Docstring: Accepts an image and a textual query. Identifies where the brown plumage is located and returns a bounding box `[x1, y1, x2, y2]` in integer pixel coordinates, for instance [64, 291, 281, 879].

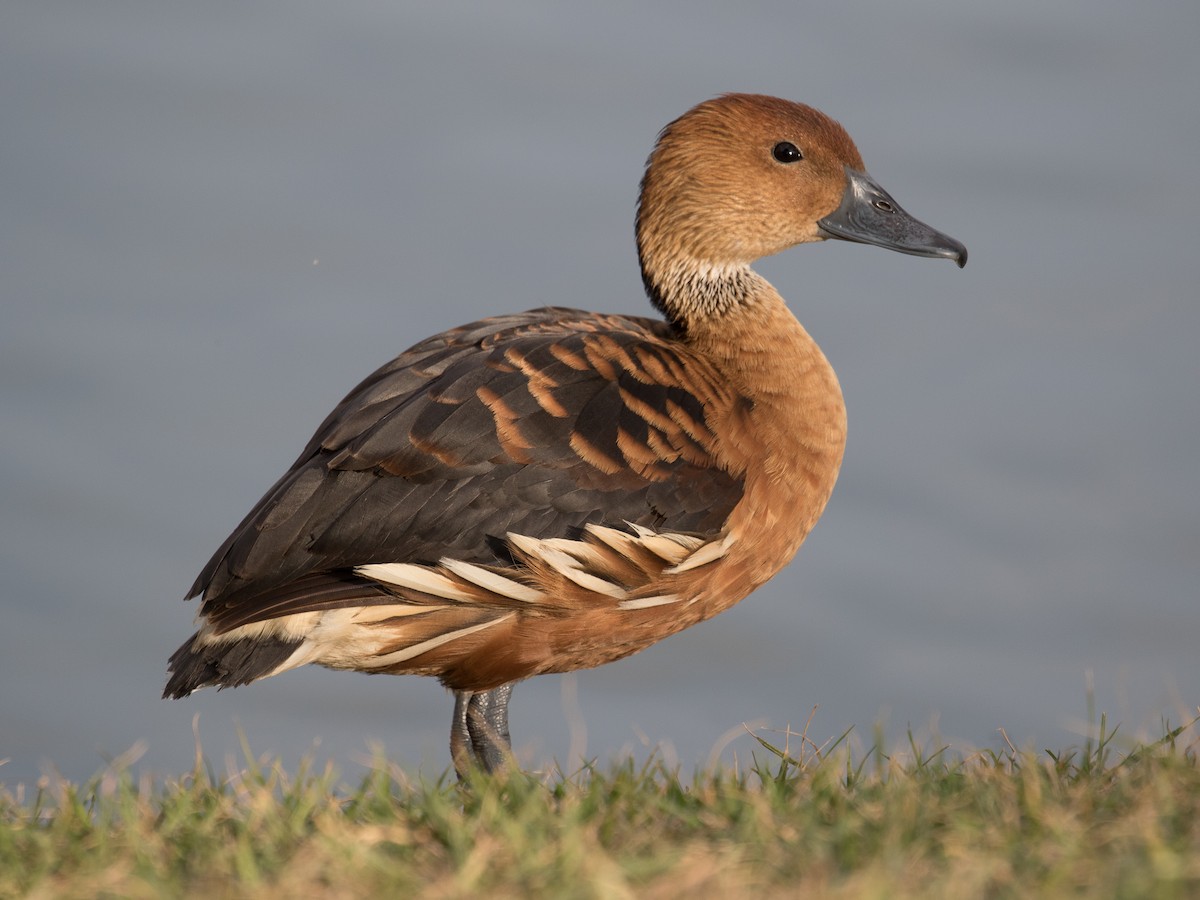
[165, 94, 966, 775]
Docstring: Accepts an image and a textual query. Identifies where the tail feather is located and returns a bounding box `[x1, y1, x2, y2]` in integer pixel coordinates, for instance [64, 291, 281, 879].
[163, 633, 301, 699]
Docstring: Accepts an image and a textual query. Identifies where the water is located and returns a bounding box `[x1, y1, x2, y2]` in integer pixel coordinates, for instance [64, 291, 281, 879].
[2, 1, 1197, 785]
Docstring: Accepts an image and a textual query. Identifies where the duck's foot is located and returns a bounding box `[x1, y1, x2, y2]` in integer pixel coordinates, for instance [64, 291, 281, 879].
[451, 683, 515, 779]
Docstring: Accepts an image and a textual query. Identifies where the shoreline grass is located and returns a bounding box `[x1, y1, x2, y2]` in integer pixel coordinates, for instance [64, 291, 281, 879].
[3, 716, 1199, 898]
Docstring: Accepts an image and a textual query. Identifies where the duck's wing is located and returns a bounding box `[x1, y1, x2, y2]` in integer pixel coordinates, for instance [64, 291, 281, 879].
[188, 306, 745, 633]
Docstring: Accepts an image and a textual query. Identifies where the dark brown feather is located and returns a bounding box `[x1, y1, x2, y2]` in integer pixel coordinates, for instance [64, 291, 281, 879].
[163, 632, 302, 697]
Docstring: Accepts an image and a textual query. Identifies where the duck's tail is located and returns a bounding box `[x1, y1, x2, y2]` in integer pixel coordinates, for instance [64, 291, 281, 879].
[163, 632, 301, 698]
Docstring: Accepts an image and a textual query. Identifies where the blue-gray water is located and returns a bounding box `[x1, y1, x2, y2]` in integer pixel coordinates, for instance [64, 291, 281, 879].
[3, 2, 1197, 786]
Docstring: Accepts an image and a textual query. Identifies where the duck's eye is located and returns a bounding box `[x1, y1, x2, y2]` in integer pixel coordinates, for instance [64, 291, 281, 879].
[772, 141, 803, 163]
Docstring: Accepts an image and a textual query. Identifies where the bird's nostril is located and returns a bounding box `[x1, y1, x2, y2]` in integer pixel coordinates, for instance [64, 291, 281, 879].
[872, 199, 895, 213]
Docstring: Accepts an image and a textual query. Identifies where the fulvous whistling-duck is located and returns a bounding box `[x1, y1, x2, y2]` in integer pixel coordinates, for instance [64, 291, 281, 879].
[165, 94, 966, 777]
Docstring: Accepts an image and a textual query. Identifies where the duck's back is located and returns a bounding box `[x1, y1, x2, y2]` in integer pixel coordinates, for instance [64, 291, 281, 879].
[183, 306, 747, 641]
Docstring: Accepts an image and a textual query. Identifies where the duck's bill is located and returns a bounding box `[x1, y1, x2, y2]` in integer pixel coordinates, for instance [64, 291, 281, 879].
[817, 167, 967, 268]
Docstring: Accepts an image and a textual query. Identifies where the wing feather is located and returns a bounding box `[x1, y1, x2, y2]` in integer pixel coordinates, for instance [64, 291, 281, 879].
[189, 308, 746, 628]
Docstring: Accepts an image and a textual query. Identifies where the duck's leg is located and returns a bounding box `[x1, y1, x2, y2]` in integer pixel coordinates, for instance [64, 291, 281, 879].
[450, 684, 515, 779]
[468, 683, 515, 771]
[450, 690, 474, 778]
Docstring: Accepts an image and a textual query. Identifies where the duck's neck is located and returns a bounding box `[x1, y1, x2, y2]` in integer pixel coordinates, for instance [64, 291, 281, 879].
[685, 269, 846, 466]
[646, 255, 848, 560]
[641, 252, 839, 410]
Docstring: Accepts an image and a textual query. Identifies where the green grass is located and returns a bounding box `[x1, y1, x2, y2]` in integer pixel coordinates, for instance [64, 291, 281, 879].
[3, 715, 1199, 899]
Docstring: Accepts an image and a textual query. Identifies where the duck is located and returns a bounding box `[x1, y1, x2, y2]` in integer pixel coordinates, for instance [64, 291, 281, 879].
[165, 93, 966, 777]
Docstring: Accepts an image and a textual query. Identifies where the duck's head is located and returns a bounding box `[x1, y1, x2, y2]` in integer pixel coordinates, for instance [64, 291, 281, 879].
[636, 94, 966, 322]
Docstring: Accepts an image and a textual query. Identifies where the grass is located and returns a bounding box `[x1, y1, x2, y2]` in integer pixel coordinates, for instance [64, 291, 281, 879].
[3, 713, 1199, 899]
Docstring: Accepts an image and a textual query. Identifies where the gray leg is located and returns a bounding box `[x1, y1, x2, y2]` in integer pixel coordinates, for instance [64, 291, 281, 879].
[467, 683, 514, 772]
[450, 690, 474, 778]
[450, 683, 515, 779]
